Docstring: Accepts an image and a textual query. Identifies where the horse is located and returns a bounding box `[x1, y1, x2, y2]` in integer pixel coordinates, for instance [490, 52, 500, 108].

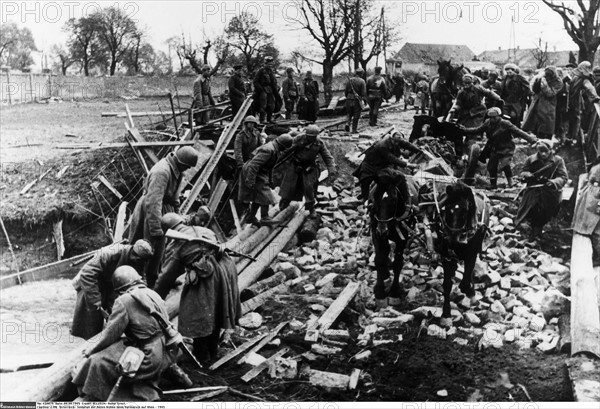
[421, 180, 490, 326]
[370, 168, 419, 308]
[429, 59, 470, 118]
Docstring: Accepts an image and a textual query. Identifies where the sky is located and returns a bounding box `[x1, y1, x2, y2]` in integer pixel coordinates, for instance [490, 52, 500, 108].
[1, 0, 581, 69]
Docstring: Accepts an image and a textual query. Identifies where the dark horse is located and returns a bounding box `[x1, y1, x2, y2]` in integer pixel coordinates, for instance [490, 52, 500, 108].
[430, 59, 469, 118]
[423, 181, 490, 326]
[370, 168, 419, 308]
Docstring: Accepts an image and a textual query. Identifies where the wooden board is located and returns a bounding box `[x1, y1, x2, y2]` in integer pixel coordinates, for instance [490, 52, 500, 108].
[54, 141, 196, 150]
[208, 333, 267, 371]
[113, 201, 128, 242]
[125, 122, 159, 165]
[305, 281, 360, 341]
[237, 321, 289, 365]
[241, 281, 290, 315]
[241, 348, 289, 383]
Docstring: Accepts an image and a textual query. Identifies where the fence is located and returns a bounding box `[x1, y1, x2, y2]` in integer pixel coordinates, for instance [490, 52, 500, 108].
[1, 72, 347, 104]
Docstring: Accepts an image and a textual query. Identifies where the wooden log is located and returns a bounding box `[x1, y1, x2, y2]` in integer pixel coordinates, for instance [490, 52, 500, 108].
[241, 271, 287, 299]
[208, 333, 267, 371]
[299, 214, 321, 243]
[226, 205, 283, 249]
[98, 175, 123, 200]
[54, 141, 196, 150]
[52, 220, 64, 260]
[241, 281, 291, 315]
[241, 347, 289, 383]
[180, 96, 253, 214]
[230, 199, 242, 235]
[238, 209, 308, 291]
[571, 174, 600, 358]
[236, 321, 289, 365]
[235, 225, 284, 274]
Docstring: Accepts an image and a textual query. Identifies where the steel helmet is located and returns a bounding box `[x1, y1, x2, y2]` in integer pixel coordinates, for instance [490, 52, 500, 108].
[274, 134, 294, 150]
[244, 115, 259, 125]
[175, 147, 198, 168]
[161, 213, 185, 232]
[112, 265, 143, 291]
[305, 125, 321, 136]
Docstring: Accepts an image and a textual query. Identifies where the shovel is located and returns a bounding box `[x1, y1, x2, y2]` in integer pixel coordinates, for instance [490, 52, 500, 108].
[106, 346, 145, 402]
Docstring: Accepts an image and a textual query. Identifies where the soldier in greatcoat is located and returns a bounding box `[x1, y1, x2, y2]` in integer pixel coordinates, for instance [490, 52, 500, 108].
[366, 66, 388, 126]
[238, 134, 294, 225]
[71, 240, 153, 340]
[193, 65, 216, 125]
[228, 64, 247, 118]
[128, 147, 199, 287]
[279, 125, 335, 217]
[253, 56, 281, 124]
[344, 68, 367, 133]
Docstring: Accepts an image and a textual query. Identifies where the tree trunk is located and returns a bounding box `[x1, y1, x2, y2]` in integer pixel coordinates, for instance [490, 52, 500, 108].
[322, 62, 334, 105]
[83, 58, 89, 76]
[110, 51, 117, 75]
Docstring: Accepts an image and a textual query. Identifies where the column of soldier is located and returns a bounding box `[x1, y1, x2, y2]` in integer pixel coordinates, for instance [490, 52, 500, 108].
[69, 58, 600, 401]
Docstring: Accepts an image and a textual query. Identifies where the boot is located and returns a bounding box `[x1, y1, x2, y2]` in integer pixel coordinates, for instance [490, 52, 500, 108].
[506, 177, 513, 188]
[163, 363, 193, 388]
[344, 124, 350, 132]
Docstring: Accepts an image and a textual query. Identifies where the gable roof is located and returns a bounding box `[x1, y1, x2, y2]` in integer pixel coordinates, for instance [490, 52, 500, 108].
[393, 43, 476, 65]
[477, 48, 600, 68]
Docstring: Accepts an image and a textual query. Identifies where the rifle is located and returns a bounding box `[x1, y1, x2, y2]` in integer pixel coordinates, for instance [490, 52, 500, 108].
[165, 229, 256, 261]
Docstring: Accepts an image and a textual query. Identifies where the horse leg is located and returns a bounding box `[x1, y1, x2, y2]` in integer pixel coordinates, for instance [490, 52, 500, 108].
[372, 230, 390, 309]
[441, 256, 458, 327]
[459, 251, 479, 307]
[388, 238, 406, 306]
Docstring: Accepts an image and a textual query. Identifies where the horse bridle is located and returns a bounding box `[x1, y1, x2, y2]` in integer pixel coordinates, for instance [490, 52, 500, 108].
[372, 188, 412, 224]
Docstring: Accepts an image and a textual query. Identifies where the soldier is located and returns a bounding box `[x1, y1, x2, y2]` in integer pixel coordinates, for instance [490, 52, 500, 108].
[565, 61, 600, 144]
[572, 159, 600, 266]
[228, 64, 246, 118]
[515, 140, 568, 242]
[72, 266, 180, 401]
[522, 66, 564, 140]
[282, 67, 300, 120]
[366, 66, 388, 126]
[301, 71, 320, 123]
[71, 240, 154, 340]
[279, 125, 335, 217]
[128, 147, 199, 288]
[461, 107, 538, 189]
[450, 73, 502, 128]
[481, 70, 502, 108]
[352, 132, 421, 201]
[500, 63, 531, 126]
[238, 134, 294, 225]
[593, 66, 600, 94]
[234, 115, 264, 170]
[253, 56, 279, 124]
[391, 73, 405, 103]
[157, 217, 241, 363]
[193, 65, 215, 125]
[344, 68, 367, 133]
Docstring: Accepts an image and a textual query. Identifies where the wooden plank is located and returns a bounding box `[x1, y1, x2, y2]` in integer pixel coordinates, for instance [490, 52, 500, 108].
[348, 368, 361, 390]
[54, 141, 195, 150]
[230, 199, 242, 235]
[237, 321, 289, 365]
[241, 281, 291, 315]
[190, 388, 228, 401]
[102, 110, 188, 118]
[207, 178, 228, 213]
[305, 281, 360, 341]
[180, 96, 253, 214]
[0, 353, 68, 373]
[0, 251, 94, 290]
[125, 122, 159, 166]
[113, 201, 128, 242]
[566, 357, 600, 402]
[98, 175, 124, 200]
[52, 220, 64, 260]
[326, 96, 340, 110]
[208, 333, 267, 371]
[241, 347, 289, 383]
[162, 386, 227, 396]
[571, 174, 600, 359]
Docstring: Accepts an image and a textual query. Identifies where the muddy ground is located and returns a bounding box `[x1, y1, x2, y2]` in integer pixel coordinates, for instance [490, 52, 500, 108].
[0, 98, 581, 402]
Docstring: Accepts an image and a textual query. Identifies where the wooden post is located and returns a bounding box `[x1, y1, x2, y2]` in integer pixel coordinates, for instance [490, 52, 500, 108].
[6, 70, 12, 104]
[48, 74, 52, 98]
[29, 73, 34, 102]
[168, 92, 179, 137]
[113, 202, 128, 242]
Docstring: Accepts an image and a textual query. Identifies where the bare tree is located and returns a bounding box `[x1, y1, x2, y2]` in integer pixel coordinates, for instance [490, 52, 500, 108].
[352, 4, 399, 72]
[290, 0, 359, 102]
[531, 38, 550, 69]
[50, 44, 74, 75]
[542, 0, 600, 64]
[93, 6, 138, 75]
[225, 12, 275, 75]
[65, 17, 103, 76]
[178, 33, 229, 76]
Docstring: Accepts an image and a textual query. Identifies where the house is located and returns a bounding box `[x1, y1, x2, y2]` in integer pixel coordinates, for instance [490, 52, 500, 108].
[387, 42, 477, 76]
[477, 47, 600, 71]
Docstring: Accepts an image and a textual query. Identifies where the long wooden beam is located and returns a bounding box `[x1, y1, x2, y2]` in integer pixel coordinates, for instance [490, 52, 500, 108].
[179, 96, 253, 214]
[54, 141, 196, 150]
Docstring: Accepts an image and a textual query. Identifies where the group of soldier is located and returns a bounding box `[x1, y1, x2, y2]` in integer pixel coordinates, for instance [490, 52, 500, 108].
[67, 56, 599, 401]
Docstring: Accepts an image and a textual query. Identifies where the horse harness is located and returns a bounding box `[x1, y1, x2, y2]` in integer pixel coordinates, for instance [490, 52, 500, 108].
[372, 187, 418, 241]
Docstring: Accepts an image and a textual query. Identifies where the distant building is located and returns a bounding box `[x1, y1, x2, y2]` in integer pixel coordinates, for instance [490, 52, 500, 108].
[387, 42, 476, 76]
[478, 47, 600, 70]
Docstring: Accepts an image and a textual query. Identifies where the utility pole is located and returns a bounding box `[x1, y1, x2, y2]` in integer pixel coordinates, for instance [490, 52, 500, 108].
[354, 0, 361, 70]
[382, 7, 387, 72]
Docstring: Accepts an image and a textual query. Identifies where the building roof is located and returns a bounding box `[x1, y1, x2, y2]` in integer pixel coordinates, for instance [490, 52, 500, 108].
[392, 43, 476, 65]
[477, 48, 600, 68]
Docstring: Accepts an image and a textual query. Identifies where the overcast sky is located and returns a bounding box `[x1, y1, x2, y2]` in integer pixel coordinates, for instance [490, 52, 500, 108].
[2, 1, 579, 65]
